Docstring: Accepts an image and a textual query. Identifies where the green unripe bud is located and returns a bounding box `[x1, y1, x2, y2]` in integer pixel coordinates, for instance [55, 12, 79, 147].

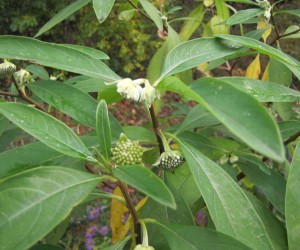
[111, 133, 144, 165]
[154, 150, 184, 171]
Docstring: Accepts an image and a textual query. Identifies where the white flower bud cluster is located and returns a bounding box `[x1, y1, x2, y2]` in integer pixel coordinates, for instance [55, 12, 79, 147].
[258, 0, 271, 21]
[0, 60, 16, 77]
[14, 69, 32, 84]
[116, 78, 160, 108]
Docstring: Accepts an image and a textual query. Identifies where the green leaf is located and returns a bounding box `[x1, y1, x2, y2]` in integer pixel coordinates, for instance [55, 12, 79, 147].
[179, 4, 205, 41]
[286, 142, 300, 250]
[244, 192, 288, 249]
[73, 77, 106, 93]
[279, 121, 300, 140]
[101, 236, 131, 250]
[26, 64, 49, 79]
[93, 0, 115, 23]
[0, 103, 96, 162]
[0, 115, 9, 137]
[112, 165, 176, 208]
[175, 105, 219, 134]
[139, 0, 163, 31]
[61, 44, 109, 60]
[152, 222, 251, 250]
[279, 10, 300, 18]
[176, 139, 281, 249]
[96, 100, 111, 160]
[226, 8, 264, 26]
[220, 77, 300, 102]
[0, 36, 120, 81]
[156, 37, 238, 83]
[123, 126, 156, 143]
[191, 77, 285, 162]
[27, 80, 98, 129]
[269, 57, 292, 87]
[34, 0, 91, 38]
[215, 0, 230, 20]
[224, 0, 258, 4]
[239, 161, 286, 214]
[0, 166, 104, 250]
[216, 35, 300, 80]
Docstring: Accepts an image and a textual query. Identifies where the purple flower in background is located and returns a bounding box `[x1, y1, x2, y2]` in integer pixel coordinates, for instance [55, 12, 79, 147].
[98, 225, 109, 236]
[85, 238, 95, 250]
[85, 225, 98, 238]
[88, 207, 100, 220]
[195, 210, 208, 227]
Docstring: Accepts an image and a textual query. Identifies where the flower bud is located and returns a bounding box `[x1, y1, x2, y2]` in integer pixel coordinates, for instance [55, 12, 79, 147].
[0, 60, 16, 77]
[154, 150, 184, 171]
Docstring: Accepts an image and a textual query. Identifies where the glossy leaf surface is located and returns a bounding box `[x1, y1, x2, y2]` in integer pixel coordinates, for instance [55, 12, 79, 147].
[96, 100, 111, 160]
[0, 36, 120, 81]
[112, 165, 175, 208]
[153, 222, 251, 250]
[34, 0, 91, 37]
[93, 0, 115, 23]
[0, 103, 96, 162]
[226, 8, 264, 26]
[177, 139, 282, 249]
[0, 166, 104, 250]
[286, 142, 300, 250]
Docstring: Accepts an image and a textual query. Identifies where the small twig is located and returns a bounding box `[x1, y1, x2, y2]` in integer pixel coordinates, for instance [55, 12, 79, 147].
[127, 0, 152, 22]
[270, 11, 280, 38]
[116, 180, 141, 244]
[11, 75, 46, 112]
[0, 90, 18, 97]
[284, 130, 300, 146]
[270, 28, 300, 45]
[149, 104, 164, 154]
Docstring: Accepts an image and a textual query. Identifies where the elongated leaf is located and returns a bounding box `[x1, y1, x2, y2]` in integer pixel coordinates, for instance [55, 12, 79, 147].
[139, 0, 163, 31]
[279, 121, 300, 140]
[0, 166, 104, 250]
[26, 64, 49, 79]
[0, 136, 98, 178]
[220, 77, 300, 102]
[153, 222, 251, 250]
[239, 161, 286, 214]
[0, 103, 96, 162]
[156, 37, 238, 83]
[93, 0, 115, 23]
[35, 0, 91, 38]
[216, 35, 300, 79]
[0, 36, 120, 81]
[226, 8, 264, 26]
[191, 77, 285, 162]
[286, 142, 300, 250]
[27, 80, 98, 129]
[215, 0, 230, 20]
[175, 105, 219, 135]
[96, 100, 111, 160]
[279, 10, 300, 18]
[224, 0, 258, 4]
[269, 57, 292, 87]
[245, 54, 261, 79]
[0, 115, 9, 137]
[61, 44, 109, 60]
[112, 165, 175, 208]
[177, 139, 282, 249]
[73, 77, 106, 93]
[179, 4, 205, 41]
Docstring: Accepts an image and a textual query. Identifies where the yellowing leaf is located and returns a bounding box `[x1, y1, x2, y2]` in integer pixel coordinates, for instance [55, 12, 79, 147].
[262, 62, 270, 81]
[245, 54, 261, 79]
[110, 187, 129, 243]
[210, 15, 229, 35]
[257, 20, 272, 43]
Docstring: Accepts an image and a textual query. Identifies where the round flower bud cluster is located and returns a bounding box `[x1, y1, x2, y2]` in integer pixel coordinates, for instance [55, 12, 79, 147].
[258, 0, 271, 21]
[154, 150, 184, 171]
[14, 69, 32, 84]
[0, 60, 16, 77]
[112, 134, 144, 165]
[116, 78, 160, 108]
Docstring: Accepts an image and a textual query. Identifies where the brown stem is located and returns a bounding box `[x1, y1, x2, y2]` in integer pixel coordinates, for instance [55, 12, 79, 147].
[116, 180, 141, 244]
[284, 130, 300, 146]
[127, 0, 152, 21]
[270, 28, 300, 45]
[149, 104, 164, 154]
[11, 75, 47, 112]
[0, 90, 18, 97]
[270, 11, 280, 38]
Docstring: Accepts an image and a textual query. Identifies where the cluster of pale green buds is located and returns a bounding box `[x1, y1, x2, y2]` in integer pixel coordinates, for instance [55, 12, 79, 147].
[219, 153, 239, 165]
[14, 69, 32, 84]
[257, 0, 272, 21]
[111, 133, 145, 166]
[116, 78, 160, 108]
[0, 60, 16, 77]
